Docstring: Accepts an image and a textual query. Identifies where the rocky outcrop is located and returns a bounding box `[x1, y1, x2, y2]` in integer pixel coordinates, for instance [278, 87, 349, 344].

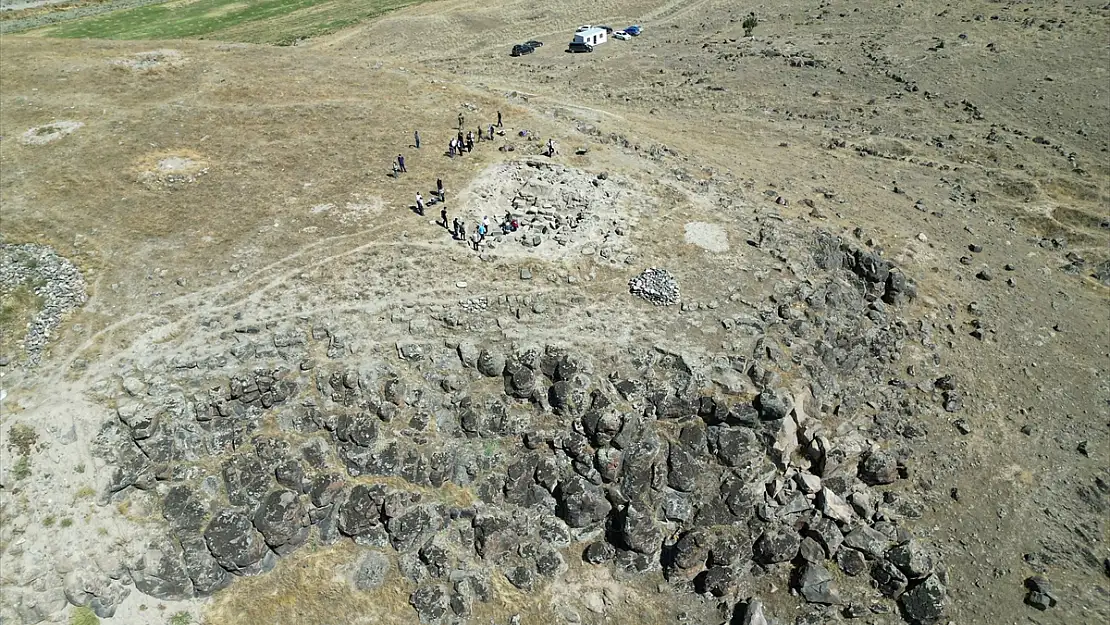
[81, 227, 948, 624]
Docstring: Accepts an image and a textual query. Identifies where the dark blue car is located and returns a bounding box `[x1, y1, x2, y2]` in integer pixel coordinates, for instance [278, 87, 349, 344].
[625, 25, 642, 36]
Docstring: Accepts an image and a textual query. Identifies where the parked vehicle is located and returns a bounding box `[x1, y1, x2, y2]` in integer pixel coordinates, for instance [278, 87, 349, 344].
[524, 40, 543, 48]
[511, 44, 535, 57]
[573, 26, 607, 46]
[567, 42, 594, 53]
[612, 30, 631, 40]
[576, 25, 592, 32]
[599, 25, 614, 33]
[624, 25, 642, 36]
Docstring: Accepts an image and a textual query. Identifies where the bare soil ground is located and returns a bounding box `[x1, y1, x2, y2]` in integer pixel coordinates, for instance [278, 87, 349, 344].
[0, 1, 1107, 624]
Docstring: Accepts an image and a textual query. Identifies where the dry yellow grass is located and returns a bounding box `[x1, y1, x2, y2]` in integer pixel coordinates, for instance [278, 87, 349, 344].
[205, 544, 414, 625]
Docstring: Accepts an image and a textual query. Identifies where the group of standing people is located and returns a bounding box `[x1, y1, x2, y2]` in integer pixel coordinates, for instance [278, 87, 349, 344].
[392, 110, 508, 252]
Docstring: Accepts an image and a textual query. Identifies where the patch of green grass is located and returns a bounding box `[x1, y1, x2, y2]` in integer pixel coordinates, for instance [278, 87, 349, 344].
[11, 456, 31, 480]
[70, 606, 100, 625]
[75, 463, 86, 474]
[60, 517, 74, 528]
[7, 424, 38, 457]
[42, 0, 425, 45]
[168, 611, 193, 625]
[42, 515, 56, 527]
[75, 486, 97, 499]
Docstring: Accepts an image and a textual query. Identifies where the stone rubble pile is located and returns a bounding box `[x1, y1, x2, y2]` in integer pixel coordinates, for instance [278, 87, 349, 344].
[0, 243, 88, 366]
[628, 267, 680, 306]
[467, 160, 634, 262]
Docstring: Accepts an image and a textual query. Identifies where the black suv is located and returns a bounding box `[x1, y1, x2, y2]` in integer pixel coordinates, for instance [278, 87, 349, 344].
[511, 43, 535, 57]
[567, 42, 594, 53]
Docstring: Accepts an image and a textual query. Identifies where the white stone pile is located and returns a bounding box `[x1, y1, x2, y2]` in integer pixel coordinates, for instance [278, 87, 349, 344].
[628, 267, 679, 306]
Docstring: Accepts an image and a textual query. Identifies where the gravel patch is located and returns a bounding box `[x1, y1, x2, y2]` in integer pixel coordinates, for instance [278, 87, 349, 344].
[628, 267, 679, 305]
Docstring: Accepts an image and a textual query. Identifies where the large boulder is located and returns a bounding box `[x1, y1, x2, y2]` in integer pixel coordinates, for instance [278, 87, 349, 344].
[796, 563, 842, 604]
[130, 538, 194, 599]
[858, 450, 899, 485]
[734, 598, 771, 625]
[335, 412, 379, 447]
[204, 509, 273, 576]
[667, 442, 698, 492]
[473, 515, 521, 561]
[506, 366, 537, 399]
[104, 435, 155, 495]
[161, 485, 209, 533]
[555, 476, 612, 528]
[871, 559, 909, 598]
[753, 528, 801, 565]
[900, 574, 947, 624]
[584, 541, 616, 565]
[665, 530, 708, 580]
[549, 380, 589, 416]
[410, 584, 449, 624]
[713, 427, 761, 468]
[253, 490, 310, 555]
[699, 566, 736, 597]
[887, 540, 935, 579]
[274, 458, 309, 493]
[222, 455, 273, 513]
[63, 568, 131, 618]
[388, 505, 444, 552]
[617, 504, 662, 555]
[180, 535, 232, 596]
[620, 439, 662, 509]
[477, 349, 506, 377]
[338, 484, 386, 537]
[309, 473, 347, 508]
[843, 525, 892, 559]
[755, 389, 793, 421]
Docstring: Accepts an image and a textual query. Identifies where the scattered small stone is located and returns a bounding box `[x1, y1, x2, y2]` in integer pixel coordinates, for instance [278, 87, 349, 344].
[968, 243, 983, 252]
[953, 419, 972, 435]
[976, 269, 993, 281]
